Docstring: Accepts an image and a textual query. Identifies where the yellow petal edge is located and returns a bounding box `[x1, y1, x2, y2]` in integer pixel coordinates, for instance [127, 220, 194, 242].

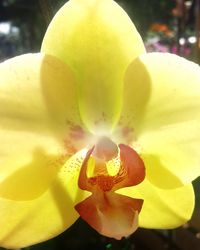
[0, 150, 89, 249]
[0, 52, 90, 200]
[117, 53, 200, 188]
[118, 180, 194, 229]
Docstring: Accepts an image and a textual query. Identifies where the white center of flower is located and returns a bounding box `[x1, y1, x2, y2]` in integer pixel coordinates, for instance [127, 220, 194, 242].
[93, 136, 118, 161]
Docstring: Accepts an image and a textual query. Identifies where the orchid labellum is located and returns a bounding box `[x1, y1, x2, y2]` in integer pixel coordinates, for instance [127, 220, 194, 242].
[0, 0, 200, 248]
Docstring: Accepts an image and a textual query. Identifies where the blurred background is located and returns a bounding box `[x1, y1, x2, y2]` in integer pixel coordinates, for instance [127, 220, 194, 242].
[0, 0, 200, 63]
[0, 0, 200, 249]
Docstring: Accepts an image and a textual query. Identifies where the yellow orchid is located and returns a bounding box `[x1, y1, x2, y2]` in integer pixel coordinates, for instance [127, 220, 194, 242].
[0, 0, 200, 248]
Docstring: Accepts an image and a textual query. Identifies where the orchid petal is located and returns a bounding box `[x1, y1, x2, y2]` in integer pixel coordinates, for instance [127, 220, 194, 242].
[0, 53, 89, 200]
[116, 144, 145, 189]
[75, 192, 143, 240]
[77, 144, 145, 192]
[0, 150, 89, 249]
[41, 0, 145, 132]
[116, 53, 200, 188]
[76, 143, 144, 239]
[118, 180, 194, 229]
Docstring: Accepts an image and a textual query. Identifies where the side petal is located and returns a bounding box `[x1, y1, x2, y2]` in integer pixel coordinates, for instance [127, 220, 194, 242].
[41, 0, 145, 132]
[0, 53, 89, 200]
[118, 180, 195, 229]
[0, 150, 89, 249]
[116, 53, 200, 188]
[75, 192, 143, 240]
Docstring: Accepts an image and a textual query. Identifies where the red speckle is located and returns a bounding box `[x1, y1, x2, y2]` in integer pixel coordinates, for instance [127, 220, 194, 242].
[122, 126, 134, 138]
[69, 125, 85, 140]
[63, 122, 88, 154]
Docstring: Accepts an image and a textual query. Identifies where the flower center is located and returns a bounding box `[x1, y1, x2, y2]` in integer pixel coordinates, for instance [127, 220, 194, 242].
[93, 136, 118, 161]
[75, 137, 145, 239]
[86, 137, 124, 192]
[77, 136, 145, 193]
[88, 175, 116, 192]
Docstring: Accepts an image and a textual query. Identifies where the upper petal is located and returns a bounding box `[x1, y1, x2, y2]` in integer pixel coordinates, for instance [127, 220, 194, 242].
[41, 0, 145, 132]
[0, 53, 90, 200]
[115, 53, 200, 188]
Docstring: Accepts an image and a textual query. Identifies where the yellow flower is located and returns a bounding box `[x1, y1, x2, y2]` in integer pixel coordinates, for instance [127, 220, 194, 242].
[0, 0, 199, 248]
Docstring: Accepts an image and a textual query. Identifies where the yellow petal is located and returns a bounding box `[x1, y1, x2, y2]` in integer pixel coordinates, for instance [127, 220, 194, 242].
[118, 180, 194, 229]
[41, 0, 145, 132]
[0, 150, 89, 249]
[0, 53, 89, 200]
[116, 53, 200, 188]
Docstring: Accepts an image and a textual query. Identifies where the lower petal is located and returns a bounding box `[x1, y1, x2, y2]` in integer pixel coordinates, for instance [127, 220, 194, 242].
[0, 150, 89, 249]
[75, 192, 143, 239]
[117, 179, 194, 229]
[0, 182, 77, 249]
